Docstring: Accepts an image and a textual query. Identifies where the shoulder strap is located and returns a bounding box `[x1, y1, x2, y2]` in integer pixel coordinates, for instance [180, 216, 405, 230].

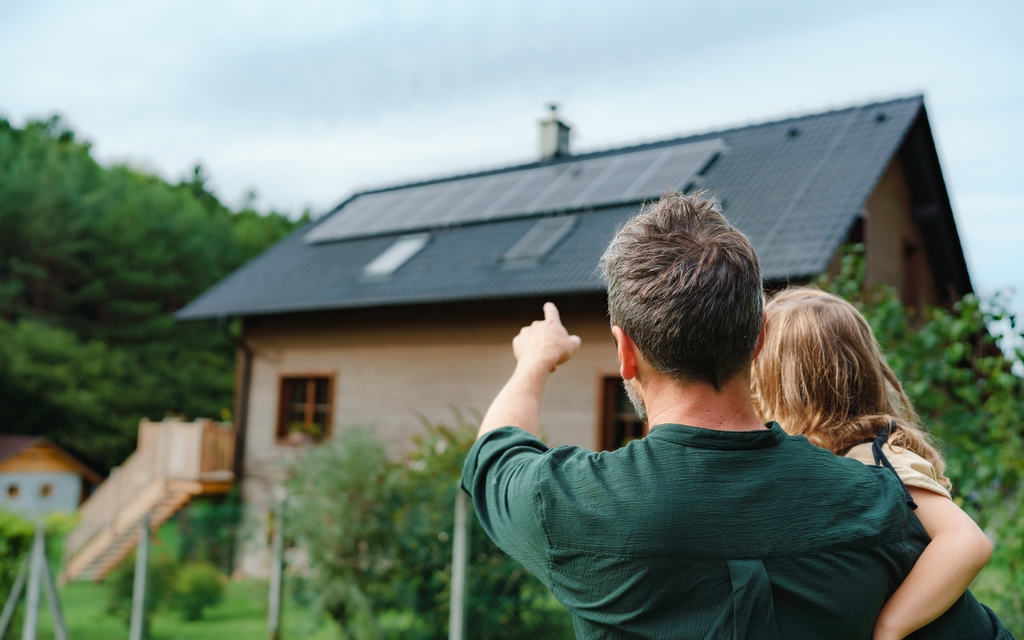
[872, 422, 918, 510]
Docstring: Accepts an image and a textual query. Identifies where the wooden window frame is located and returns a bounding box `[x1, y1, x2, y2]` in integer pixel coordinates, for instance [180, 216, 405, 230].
[596, 374, 647, 452]
[276, 373, 335, 445]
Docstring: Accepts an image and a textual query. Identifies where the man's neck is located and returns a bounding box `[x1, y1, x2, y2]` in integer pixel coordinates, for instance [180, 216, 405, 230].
[642, 372, 765, 433]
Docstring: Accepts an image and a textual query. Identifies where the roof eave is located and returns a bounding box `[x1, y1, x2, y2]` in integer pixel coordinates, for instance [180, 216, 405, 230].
[177, 284, 610, 321]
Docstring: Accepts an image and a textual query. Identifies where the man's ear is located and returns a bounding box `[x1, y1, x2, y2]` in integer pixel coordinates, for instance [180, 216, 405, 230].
[752, 311, 767, 360]
[612, 326, 640, 380]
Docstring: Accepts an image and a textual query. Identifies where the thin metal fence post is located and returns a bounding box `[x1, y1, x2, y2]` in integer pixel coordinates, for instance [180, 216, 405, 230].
[41, 547, 69, 640]
[268, 486, 286, 640]
[129, 513, 150, 640]
[22, 523, 45, 640]
[0, 561, 27, 637]
[448, 488, 470, 640]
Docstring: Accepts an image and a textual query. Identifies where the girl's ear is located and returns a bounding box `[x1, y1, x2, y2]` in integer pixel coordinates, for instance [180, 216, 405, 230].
[612, 326, 639, 380]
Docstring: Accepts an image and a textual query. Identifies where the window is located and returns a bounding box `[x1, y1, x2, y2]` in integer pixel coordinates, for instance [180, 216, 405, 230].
[40, 484, 53, 497]
[6, 484, 19, 498]
[277, 376, 333, 443]
[599, 377, 646, 451]
[362, 234, 430, 278]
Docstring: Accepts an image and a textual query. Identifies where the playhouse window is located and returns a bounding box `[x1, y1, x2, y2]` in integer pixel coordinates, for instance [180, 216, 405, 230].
[6, 484, 19, 498]
[599, 377, 646, 451]
[277, 375, 333, 443]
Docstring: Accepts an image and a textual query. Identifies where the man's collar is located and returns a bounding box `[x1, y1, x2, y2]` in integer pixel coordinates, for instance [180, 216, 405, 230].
[646, 422, 786, 450]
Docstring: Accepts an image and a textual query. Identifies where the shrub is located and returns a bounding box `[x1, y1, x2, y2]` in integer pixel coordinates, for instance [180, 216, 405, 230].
[286, 418, 575, 640]
[105, 550, 179, 631]
[175, 489, 242, 574]
[0, 511, 33, 640]
[0, 510, 77, 640]
[173, 562, 225, 621]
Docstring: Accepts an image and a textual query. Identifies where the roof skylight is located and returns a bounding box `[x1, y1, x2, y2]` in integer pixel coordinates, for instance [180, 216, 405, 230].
[503, 216, 577, 269]
[362, 234, 430, 278]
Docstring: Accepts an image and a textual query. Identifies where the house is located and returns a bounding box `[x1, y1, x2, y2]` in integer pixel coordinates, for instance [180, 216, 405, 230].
[0, 436, 102, 519]
[177, 95, 971, 574]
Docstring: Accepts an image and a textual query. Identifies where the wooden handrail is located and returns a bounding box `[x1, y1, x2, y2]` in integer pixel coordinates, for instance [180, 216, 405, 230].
[65, 419, 234, 562]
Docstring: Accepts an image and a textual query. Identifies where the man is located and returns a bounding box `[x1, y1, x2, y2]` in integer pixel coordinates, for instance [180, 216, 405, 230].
[461, 192, 1008, 639]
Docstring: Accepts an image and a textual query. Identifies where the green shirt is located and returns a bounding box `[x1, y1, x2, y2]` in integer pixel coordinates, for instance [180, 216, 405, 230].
[462, 424, 1011, 639]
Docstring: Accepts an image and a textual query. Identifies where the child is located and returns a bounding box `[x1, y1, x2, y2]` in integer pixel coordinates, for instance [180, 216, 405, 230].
[750, 288, 994, 640]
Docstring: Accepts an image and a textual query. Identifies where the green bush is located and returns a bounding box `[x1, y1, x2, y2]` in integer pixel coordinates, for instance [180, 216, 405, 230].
[173, 562, 225, 621]
[0, 511, 33, 640]
[105, 550, 179, 632]
[175, 490, 242, 575]
[0, 510, 77, 640]
[286, 418, 575, 640]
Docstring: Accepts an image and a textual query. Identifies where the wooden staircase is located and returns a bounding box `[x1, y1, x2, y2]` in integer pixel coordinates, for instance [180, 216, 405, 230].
[61, 419, 235, 583]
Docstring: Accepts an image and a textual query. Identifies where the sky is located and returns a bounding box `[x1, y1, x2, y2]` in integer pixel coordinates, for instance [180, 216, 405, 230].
[1, 0, 1021, 313]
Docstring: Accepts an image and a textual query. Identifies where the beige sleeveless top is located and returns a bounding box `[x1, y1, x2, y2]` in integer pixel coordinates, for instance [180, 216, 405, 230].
[845, 442, 952, 500]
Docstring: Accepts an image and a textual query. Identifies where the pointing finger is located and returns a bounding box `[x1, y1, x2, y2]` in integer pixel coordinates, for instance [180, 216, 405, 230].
[555, 335, 583, 367]
[543, 302, 561, 325]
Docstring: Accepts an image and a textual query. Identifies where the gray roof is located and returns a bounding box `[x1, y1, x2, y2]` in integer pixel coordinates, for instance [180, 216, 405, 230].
[178, 95, 954, 320]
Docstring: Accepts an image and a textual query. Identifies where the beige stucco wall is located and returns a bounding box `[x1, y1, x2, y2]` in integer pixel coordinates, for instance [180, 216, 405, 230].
[235, 299, 618, 575]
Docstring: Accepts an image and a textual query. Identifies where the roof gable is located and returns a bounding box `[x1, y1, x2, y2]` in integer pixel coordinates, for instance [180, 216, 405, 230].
[0, 435, 41, 463]
[178, 96, 933, 320]
[0, 436, 102, 484]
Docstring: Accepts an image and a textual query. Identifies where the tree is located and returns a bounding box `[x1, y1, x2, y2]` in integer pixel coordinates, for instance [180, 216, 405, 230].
[0, 116, 301, 472]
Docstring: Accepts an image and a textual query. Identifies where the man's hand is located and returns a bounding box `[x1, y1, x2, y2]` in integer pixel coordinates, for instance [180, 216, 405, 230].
[513, 303, 582, 373]
[477, 303, 582, 439]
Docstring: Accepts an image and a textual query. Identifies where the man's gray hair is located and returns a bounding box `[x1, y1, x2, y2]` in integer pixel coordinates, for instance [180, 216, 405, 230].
[600, 191, 763, 389]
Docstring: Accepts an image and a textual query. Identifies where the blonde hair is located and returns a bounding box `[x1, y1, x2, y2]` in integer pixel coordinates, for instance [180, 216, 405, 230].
[751, 288, 948, 484]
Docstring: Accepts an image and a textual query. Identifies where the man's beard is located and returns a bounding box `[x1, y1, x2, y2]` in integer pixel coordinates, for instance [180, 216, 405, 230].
[622, 378, 647, 422]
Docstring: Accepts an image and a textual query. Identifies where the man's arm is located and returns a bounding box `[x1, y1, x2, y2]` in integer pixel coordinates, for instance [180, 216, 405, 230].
[477, 302, 581, 440]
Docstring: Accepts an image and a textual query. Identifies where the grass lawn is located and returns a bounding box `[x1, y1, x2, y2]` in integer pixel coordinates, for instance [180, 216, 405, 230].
[33, 578, 344, 640]
[21, 520, 344, 639]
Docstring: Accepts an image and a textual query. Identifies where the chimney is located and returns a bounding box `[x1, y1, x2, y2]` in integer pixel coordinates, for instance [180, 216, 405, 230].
[539, 103, 570, 161]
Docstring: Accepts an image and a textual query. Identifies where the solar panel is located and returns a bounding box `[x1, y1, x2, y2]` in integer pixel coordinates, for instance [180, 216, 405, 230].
[305, 138, 725, 244]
